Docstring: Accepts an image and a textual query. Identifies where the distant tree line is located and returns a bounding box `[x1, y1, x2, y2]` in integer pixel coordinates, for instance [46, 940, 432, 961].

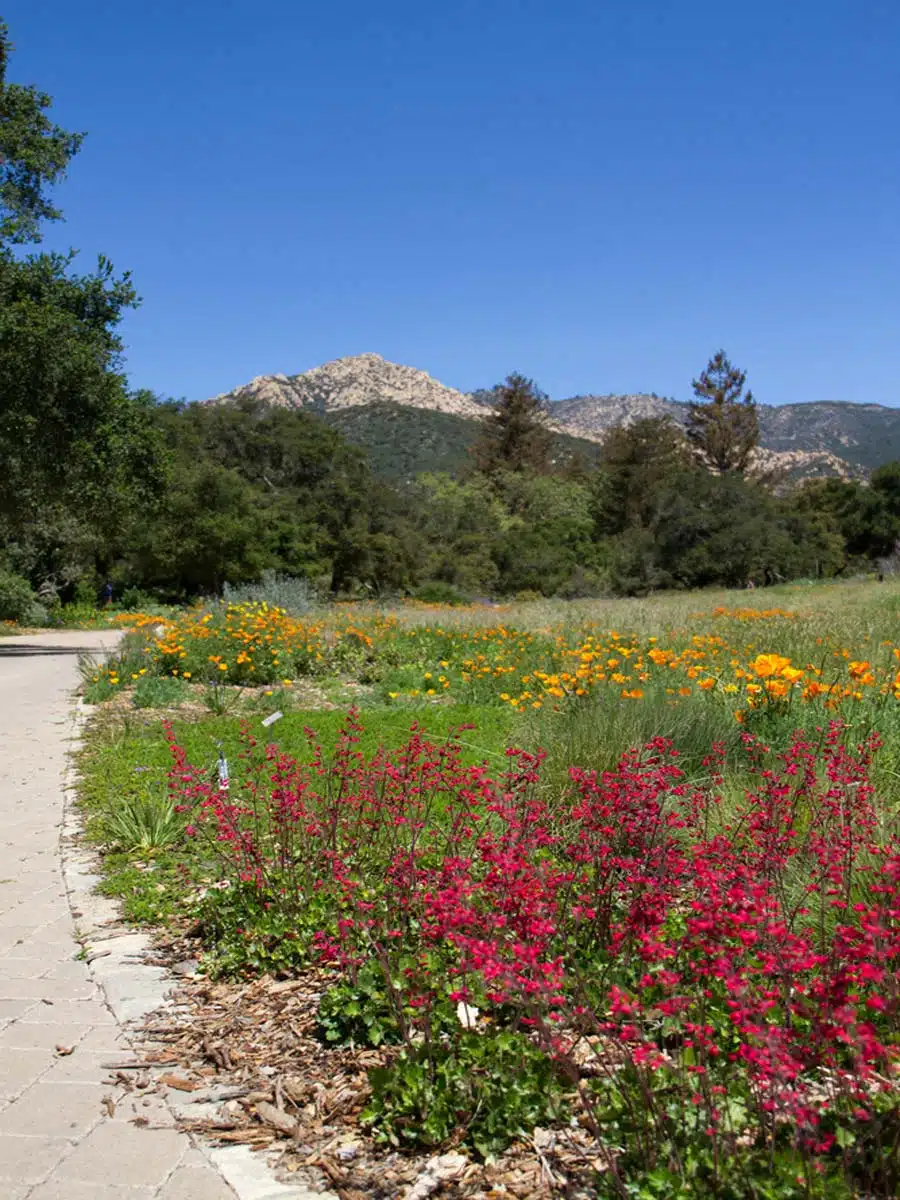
[1, 20, 899, 615]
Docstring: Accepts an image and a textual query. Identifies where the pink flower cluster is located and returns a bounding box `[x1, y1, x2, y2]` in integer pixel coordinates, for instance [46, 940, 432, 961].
[165, 713, 900, 1177]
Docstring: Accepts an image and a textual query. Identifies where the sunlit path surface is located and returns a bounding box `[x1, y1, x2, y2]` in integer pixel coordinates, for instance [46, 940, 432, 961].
[0, 631, 237, 1199]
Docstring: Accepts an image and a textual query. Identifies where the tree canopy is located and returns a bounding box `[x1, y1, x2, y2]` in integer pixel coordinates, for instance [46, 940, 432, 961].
[470, 373, 553, 477]
[686, 350, 759, 473]
[0, 21, 83, 245]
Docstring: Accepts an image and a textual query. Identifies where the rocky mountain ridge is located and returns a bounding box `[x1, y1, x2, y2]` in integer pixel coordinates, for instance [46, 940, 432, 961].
[212, 352, 486, 420]
[210, 353, 900, 479]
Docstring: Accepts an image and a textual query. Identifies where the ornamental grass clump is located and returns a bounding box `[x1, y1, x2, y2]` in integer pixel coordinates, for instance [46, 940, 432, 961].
[164, 711, 900, 1194]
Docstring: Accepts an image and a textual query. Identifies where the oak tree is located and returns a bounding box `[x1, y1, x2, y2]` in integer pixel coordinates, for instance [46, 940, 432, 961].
[0, 21, 161, 564]
[0, 21, 83, 245]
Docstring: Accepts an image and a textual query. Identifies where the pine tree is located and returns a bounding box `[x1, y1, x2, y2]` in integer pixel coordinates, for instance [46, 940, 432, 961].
[471, 373, 553, 476]
[686, 350, 759, 473]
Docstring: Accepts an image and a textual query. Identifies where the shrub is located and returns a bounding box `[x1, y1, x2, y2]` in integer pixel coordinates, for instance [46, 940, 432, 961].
[222, 570, 316, 616]
[317, 964, 404, 1048]
[132, 675, 190, 709]
[364, 1031, 569, 1159]
[0, 568, 46, 625]
[119, 586, 159, 612]
[413, 580, 468, 606]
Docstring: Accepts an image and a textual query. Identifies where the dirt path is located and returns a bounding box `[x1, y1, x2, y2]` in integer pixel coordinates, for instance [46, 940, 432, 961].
[0, 631, 238, 1199]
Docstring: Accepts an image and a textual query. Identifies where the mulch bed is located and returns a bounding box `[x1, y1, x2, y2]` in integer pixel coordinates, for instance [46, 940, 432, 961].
[120, 934, 607, 1200]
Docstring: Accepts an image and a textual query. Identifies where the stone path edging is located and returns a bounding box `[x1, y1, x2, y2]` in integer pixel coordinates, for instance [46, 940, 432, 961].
[62, 697, 332, 1200]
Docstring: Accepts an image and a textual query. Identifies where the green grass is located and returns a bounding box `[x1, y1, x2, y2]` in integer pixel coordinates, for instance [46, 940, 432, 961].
[77, 701, 523, 927]
[132, 675, 192, 709]
[83, 702, 520, 784]
[521, 684, 743, 788]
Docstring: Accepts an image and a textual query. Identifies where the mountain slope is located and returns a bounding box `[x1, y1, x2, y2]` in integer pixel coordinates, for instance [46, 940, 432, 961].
[321, 402, 601, 481]
[553, 393, 680, 439]
[209, 354, 898, 480]
[757, 403, 900, 472]
[553, 393, 891, 478]
[212, 352, 485, 420]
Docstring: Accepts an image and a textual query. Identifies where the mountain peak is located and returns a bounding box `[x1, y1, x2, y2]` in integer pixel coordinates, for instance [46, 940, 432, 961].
[212, 353, 484, 419]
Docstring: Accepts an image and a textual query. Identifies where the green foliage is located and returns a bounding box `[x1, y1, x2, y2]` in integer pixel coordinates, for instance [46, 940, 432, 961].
[222, 570, 317, 614]
[0, 566, 46, 624]
[0, 22, 83, 245]
[470, 373, 554, 477]
[194, 882, 322, 978]
[48, 601, 122, 630]
[0, 252, 162, 544]
[97, 857, 185, 925]
[132, 675, 190, 709]
[202, 681, 242, 716]
[363, 1030, 569, 1159]
[119, 586, 160, 612]
[589, 1064, 858, 1199]
[798, 476, 899, 563]
[126, 399, 379, 598]
[594, 421, 844, 594]
[686, 349, 759, 473]
[83, 674, 120, 704]
[413, 580, 469, 605]
[100, 789, 183, 854]
[317, 964, 404, 1048]
[594, 417, 692, 537]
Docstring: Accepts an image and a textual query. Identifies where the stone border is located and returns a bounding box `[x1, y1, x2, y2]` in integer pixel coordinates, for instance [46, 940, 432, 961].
[60, 695, 331, 1200]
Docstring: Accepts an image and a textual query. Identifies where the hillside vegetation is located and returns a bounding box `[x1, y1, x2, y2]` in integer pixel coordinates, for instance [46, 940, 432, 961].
[211, 353, 898, 482]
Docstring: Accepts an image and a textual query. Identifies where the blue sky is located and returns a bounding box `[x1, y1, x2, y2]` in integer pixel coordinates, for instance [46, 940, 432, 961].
[5, 0, 899, 405]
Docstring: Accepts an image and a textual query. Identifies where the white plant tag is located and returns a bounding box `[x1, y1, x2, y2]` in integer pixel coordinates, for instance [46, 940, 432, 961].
[261, 711, 283, 728]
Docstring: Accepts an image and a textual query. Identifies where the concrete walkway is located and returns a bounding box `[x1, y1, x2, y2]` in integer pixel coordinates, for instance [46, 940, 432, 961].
[0, 631, 237, 1200]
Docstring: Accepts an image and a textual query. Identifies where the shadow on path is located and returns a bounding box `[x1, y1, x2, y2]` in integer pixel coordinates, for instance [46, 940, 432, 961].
[0, 644, 102, 657]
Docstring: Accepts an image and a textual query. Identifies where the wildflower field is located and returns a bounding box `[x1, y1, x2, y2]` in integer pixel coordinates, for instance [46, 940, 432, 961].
[79, 580, 900, 1197]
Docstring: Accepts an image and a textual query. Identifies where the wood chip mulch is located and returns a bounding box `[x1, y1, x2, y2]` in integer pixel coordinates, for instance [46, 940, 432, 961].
[118, 936, 607, 1200]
